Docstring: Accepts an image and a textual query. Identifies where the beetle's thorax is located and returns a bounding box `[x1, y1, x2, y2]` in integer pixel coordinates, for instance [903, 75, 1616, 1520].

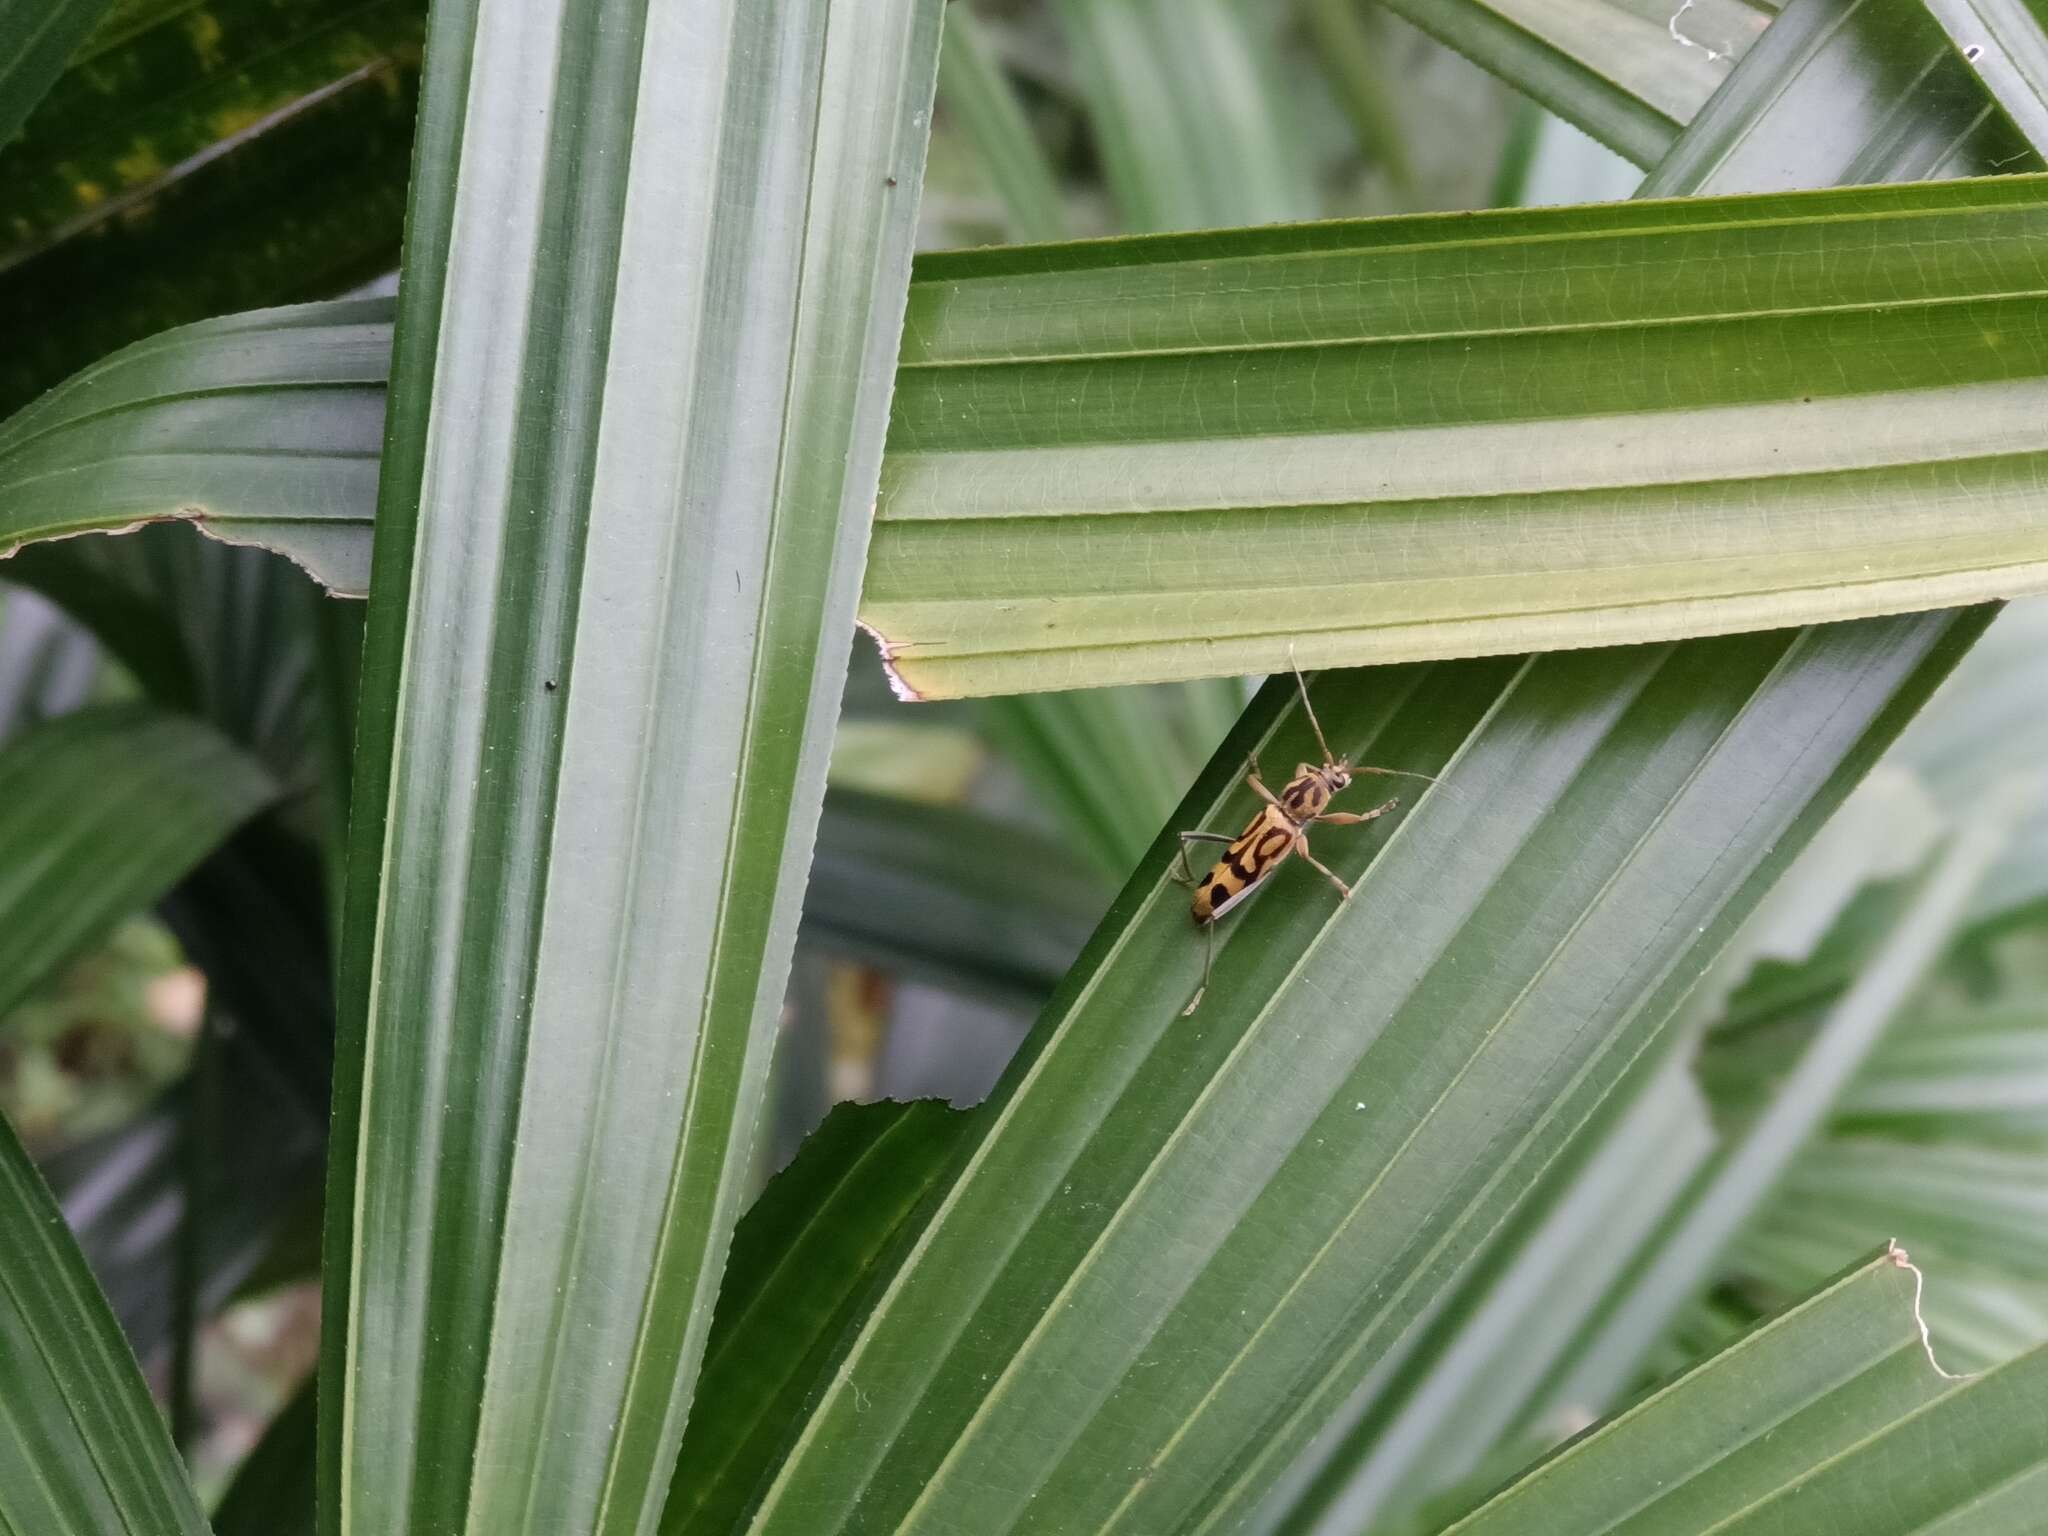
[1280, 762, 1343, 822]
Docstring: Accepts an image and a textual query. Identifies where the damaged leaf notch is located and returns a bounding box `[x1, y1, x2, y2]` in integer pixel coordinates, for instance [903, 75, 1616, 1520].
[0, 300, 388, 597]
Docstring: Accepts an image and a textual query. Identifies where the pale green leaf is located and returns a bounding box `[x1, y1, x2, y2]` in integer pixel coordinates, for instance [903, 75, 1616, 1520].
[938, 3, 1069, 242]
[315, 5, 945, 1535]
[1057, 0, 1318, 231]
[868, 175, 2048, 696]
[1536, 782, 2034, 1418]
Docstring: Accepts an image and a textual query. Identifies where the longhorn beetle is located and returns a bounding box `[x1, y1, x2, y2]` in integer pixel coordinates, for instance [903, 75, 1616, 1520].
[1173, 656, 1434, 1015]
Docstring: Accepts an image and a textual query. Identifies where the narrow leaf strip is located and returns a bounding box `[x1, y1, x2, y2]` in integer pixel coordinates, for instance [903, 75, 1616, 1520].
[0, 1112, 209, 1536]
[319, 3, 944, 1534]
[1438, 1250, 2048, 1535]
[937, 4, 1069, 242]
[1638, 0, 2038, 195]
[1372, 0, 1770, 165]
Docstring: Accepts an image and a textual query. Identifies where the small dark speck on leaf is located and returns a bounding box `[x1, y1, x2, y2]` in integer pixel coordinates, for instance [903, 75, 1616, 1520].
[1966, 44, 1984, 61]
[885, 175, 898, 187]
[544, 679, 558, 692]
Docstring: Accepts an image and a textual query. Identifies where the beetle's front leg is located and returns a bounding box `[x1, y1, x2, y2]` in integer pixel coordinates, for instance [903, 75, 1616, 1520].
[1315, 796, 1399, 827]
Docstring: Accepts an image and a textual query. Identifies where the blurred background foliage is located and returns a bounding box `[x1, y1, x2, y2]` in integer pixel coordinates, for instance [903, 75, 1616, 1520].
[3, 0, 2047, 1526]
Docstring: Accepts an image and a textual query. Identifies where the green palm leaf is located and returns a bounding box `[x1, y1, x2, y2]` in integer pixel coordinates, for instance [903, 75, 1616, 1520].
[313, 3, 946, 1533]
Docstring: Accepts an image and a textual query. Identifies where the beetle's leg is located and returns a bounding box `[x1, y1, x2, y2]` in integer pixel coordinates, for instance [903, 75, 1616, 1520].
[1314, 796, 1399, 827]
[1182, 920, 1214, 1016]
[1245, 754, 1283, 809]
[1293, 835, 1353, 900]
[1174, 829, 1234, 885]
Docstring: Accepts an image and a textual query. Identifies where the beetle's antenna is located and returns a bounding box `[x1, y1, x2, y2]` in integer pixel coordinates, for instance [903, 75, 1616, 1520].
[1354, 765, 1440, 785]
[1288, 645, 1337, 767]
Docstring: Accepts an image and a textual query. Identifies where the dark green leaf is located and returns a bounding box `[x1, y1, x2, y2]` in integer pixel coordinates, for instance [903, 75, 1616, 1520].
[0, 704, 276, 1019]
[213, 1375, 315, 1536]
[1267, 1050, 1718, 1535]
[0, 1109, 208, 1534]
[0, 0, 115, 150]
[1914, 0, 2048, 156]
[665, 1099, 975, 1536]
[704, 609, 1986, 1535]
[0, 0, 423, 414]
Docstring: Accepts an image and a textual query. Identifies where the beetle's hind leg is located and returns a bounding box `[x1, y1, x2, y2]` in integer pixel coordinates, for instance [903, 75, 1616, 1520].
[1174, 829, 1234, 886]
[1182, 919, 1215, 1016]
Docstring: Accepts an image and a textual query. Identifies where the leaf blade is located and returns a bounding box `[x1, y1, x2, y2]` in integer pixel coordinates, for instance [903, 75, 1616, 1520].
[0, 704, 277, 1020]
[721, 607, 1987, 1536]
[868, 174, 2048, 695]
[1371, 0, 1771, 164]
[0, 1110, 208, 1536]
[0, 0, 114, 150]
[316, 3, 946, 1533]
[1438, 1250, 2048, 1536]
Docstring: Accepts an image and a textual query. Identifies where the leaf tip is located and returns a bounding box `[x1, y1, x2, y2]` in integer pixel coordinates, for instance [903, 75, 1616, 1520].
[857, 618, 924, 702]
